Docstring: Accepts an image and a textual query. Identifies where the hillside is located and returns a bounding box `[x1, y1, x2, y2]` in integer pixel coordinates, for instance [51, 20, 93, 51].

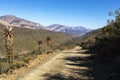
[0, 23, 71, 56]
[80, 17, 120, 56]
[73, 9, 120, 80]
[71, 29, 101, 45]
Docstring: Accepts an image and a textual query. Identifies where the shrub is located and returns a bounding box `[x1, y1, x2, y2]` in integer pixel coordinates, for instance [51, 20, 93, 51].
[0, 62, 9, 73]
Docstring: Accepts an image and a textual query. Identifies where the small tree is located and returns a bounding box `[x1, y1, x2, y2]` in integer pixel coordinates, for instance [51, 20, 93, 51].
[46, 37, 52, 48]
[38, 40, 43, 54]
[46, 37, 52, 52]
[38, 41, 43, 46]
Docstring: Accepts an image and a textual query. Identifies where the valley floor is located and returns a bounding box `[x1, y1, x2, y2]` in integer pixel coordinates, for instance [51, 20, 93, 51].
[17, 46, 93, 80]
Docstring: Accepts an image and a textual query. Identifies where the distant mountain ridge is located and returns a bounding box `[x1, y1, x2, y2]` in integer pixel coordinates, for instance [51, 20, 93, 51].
[0, 15, 91, 35]
[47, 24, 91, 36]
[0, 15, 46, 29]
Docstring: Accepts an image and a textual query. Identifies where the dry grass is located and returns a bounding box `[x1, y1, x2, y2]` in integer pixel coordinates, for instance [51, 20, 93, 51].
[0, 52, 58, 80]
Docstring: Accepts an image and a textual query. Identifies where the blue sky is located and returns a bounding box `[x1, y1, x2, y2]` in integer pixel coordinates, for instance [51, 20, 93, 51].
[0, 0, 120, 29]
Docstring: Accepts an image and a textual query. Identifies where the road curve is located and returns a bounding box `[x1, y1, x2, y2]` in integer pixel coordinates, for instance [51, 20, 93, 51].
[17, 46, 92, 80]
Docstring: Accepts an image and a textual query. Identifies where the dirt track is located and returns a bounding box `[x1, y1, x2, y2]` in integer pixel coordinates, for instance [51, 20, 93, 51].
[18, 46, 92, 80]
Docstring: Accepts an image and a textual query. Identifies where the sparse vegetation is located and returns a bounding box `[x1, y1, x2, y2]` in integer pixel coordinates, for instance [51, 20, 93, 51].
[80, 8, 120, 58]
[0, 23, 72, 74]
[75, 8, 120, 80]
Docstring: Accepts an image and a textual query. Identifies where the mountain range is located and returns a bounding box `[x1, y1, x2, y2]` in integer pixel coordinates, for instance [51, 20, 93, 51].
[47, 24, 91, 35]
[0, 15, 91, 35]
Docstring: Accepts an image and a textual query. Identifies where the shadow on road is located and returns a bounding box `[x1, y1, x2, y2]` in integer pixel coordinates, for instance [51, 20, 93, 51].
[43, 73, 82, 80]
[42, 51, 94, 80]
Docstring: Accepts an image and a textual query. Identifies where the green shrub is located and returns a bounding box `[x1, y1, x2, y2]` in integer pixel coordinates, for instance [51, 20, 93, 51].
[0, 62, 9, 73]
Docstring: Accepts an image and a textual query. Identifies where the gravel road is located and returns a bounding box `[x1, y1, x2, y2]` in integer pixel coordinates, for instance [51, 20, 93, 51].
[18, 46, 92, 80]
